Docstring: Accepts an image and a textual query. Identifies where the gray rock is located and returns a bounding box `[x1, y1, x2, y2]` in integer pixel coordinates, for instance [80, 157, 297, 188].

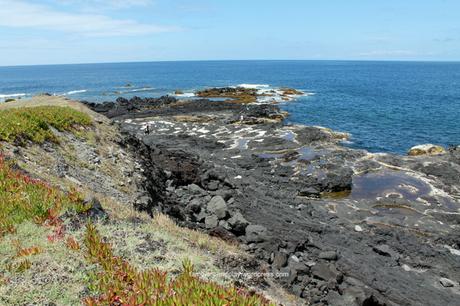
[301, 288, 310, 299]
[289, 255, 300, 264]
[227, 211, 249, 235]
[272, 251, 288, 269]
[207, 196, 228, 219]
[325, 291, 344, 306]
[188, 183, 206, 195]
[440, 278, 456, 287]
[319, 251, 338, 261]
[245, 224, 268, 243]
[373, 244, 400, 260]
[194, 210, 207, 222]
[289, 261, 309, 274]
[287, 268, 298, 285]
[339, 287, 367, 306]
[207, 180, 219, 191]
[312, 263, 341, 281]
[218, 220, 231, 230]
[205, 215, 219, 229]
[298, 187, 320, 197]
[134, 196, 151, 211]
[345, 277, 366, 287]
[74, 196, 108, 220]
[292, 284, 303, 297]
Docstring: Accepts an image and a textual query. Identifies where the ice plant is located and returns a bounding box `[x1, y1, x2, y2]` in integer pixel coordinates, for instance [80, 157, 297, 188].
[0, 154, 86, 236]
[0, 106, 91, 144]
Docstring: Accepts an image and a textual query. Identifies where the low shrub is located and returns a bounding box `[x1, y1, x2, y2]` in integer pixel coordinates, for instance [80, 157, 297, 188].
[0, 106, 92, 144]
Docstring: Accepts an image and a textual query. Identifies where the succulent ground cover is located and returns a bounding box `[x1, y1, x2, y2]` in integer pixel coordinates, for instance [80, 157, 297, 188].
[0, 106, 92, 144]
[0, 154, 87, 237]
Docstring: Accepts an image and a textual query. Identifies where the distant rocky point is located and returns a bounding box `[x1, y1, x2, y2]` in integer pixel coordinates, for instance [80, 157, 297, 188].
[196, 86, 304, 104]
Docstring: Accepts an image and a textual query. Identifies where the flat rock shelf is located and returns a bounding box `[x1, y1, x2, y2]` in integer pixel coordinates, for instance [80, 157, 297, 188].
[84, 92, 460, 306]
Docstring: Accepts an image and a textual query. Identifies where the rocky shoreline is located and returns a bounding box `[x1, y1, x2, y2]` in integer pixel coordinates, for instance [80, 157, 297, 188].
[84, 89, 460, 306]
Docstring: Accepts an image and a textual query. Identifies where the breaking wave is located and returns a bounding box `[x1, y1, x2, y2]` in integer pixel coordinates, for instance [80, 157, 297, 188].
[65, 89, 87, 95]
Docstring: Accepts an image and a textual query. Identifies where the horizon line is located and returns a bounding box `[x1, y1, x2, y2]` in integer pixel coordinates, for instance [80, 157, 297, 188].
[1, 58, 460, 68]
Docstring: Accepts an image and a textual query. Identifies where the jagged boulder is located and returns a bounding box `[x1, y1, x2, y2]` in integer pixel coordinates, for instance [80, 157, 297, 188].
[227, 212, 250, 235]
[207, 196, 228, 219]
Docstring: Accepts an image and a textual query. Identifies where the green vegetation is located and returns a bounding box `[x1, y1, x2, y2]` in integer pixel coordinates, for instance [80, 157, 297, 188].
[0, 102, 276, 305]
[279, 88, 304, 96]
[0, 222, 90, 305]
[0, 106, 92, 144]
[0, 155, 86, 237]
[84, 223, 272, 306]
[196, 87, 304, 104]
[196, 87, 258, 104]
[0, 155, 271, 305]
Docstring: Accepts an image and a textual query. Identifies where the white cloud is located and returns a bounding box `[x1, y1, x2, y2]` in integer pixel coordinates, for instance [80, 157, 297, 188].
[0, 0, 177, 37]
[56, 0, 153, 9]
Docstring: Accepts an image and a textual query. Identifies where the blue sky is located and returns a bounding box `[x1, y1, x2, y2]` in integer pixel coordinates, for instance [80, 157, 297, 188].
[0, 0, 459, 66]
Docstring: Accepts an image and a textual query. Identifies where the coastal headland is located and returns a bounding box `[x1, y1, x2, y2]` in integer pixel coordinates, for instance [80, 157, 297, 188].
[83, 87, 460, 305]
[1, 87, 459, 305]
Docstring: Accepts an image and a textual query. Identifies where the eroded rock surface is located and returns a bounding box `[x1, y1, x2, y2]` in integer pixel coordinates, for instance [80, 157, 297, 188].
[85, 94, 460, 306]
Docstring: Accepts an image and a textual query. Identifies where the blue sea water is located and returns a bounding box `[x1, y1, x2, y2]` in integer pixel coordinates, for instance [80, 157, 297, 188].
[1, 60, 459, 154]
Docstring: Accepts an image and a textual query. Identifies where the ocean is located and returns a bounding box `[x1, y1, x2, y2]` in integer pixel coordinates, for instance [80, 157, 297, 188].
[0, 60, 459, 154]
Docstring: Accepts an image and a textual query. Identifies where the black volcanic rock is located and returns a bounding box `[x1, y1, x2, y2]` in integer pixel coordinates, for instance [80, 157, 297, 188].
[85, 92, 460, 306]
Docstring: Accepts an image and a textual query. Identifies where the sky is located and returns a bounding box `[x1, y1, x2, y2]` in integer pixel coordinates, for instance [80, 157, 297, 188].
[0, 0, 459, 66]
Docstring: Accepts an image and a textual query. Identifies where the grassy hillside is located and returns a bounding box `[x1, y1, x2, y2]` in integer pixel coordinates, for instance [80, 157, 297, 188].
[0, 154, 87, 237]
[0, 101, 280, 305]
[0, 106, 92, 144]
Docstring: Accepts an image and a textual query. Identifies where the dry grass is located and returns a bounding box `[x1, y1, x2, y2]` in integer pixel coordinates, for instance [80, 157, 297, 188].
[83, 223, 273, 305]
[0, 222, 91, 305]
[0, 200, 250, 305]
[152, 213, 241, 254]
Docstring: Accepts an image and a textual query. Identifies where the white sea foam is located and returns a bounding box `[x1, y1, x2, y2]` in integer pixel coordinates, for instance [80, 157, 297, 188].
[131, 87, 153, 92]
[0, 93, 26, 99]
[65, 89, 87, 95]
[237, 84, 270, 89]
[175, 92, 196, 97]
[118, 87, 155, 94]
